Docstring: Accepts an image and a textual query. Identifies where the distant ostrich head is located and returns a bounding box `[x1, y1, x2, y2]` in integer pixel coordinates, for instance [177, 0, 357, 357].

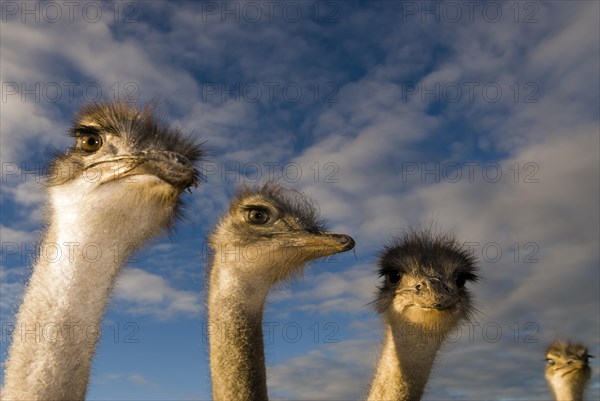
[374, 230, 478, 338]
[545, 340, 592, 399]
[209, 181, 355, 284]
[46, 102, 204, 237]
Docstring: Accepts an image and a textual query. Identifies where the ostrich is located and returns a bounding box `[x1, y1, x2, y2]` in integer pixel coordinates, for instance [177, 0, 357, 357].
[1, 102, 203, 400]
[545, 340, 592, 401]
[367, 229, 478, 401]
[207, 182, 355, 401]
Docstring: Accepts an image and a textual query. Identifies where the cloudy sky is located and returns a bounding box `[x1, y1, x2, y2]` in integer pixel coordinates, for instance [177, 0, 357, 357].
[1, 1, 599, 400]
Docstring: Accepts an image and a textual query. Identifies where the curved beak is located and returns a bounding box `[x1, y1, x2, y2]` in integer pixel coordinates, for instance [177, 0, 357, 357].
[318, 232, 356, 252]
[417, 277, 458, 310]
[140, 150, 199, 189]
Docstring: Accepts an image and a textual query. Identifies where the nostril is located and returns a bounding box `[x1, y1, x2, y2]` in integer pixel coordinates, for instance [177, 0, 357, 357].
[322, 233, 355, 251]
[339, 235, 352, 245]
[334, 234, 355, 248]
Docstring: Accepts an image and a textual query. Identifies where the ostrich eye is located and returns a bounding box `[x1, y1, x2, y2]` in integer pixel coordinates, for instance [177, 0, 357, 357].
[248, 208, 270, 225]
[386, 272, 401, 285]
[77, 133, 103, 153]
[546, 358, 555, 366]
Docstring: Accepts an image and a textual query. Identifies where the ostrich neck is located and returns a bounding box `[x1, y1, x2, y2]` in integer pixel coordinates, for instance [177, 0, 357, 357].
[208, 256, 271, 401]
[367, 321, 444, 401]
[549, 378, 587, 401]
[2, 196, 143, 400]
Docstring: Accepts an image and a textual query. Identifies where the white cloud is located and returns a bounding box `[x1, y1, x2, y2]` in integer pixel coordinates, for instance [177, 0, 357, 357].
[95, 372, 160, 390]
[271, 263, 378, 316]
[0, 224, 37, 245]
[127, 373, 156, 387]
[1, 1, 598, 400]
[269, 339, 377, 400]
[113, 268, 202, 319]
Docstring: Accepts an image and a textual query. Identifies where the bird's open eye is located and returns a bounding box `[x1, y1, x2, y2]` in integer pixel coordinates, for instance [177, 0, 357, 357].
[77, 133, 103, 153]
[248, 208, 270, 225]
[386, 272, 401, 285]
[546, 358, 555, 366]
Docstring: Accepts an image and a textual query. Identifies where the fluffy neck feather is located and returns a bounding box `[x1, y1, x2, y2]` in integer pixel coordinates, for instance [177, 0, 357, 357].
[2, 182, 167, 400]
[208, 248, 272, 401]
[367, 318, 446, 401]
[548, 375, 587, 401]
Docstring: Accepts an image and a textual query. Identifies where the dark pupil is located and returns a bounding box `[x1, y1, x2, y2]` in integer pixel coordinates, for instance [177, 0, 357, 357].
[87, 138, 97, 146]
[249, 209, 268, 224]
[387, 272, 400, 284]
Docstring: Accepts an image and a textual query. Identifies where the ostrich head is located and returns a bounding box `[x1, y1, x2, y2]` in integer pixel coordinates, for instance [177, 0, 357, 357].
[374, 230, 478, 339]
[209, 182, 355, 285]
[46, 102, 204, 240]
[545, 340, 592, 394]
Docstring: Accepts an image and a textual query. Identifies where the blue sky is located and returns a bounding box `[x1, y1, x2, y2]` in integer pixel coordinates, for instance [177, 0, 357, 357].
[1, 1, 599, 399]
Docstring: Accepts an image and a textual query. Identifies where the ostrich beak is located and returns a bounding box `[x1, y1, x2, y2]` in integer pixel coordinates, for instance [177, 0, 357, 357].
[318, 232, 356, 252]
[93, 150, 198, 190]
[139, 150, 198, 190]
[416, 277, 459, 310]
[283, 231, 355, 258]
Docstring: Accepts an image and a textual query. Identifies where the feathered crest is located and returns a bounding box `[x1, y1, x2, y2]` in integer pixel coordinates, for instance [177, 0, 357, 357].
[378, 228, 479, 281]
[47, 101, 205, 187]
[230, 180, 327, 233]
[70, 102, 205, 165]
[547, 340, 593, 363]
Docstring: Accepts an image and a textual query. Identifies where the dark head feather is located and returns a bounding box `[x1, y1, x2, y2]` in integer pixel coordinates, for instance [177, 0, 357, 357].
[48, 102, 205, 186]
[378, 229, 478, 282]
[71, 102, 204, 167]
[230, 181, 326, 234]
[547, 340, 593, 365]
[373, 228, 479, 314]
